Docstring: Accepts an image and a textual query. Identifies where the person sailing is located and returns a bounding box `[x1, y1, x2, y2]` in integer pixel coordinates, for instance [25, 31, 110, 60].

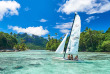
[67, 54, 71, 60]
[68, 54, 78, 60]
[70, 55, 73, 60]
[74, 55, 78, 61]
[68, 54, 73, 60]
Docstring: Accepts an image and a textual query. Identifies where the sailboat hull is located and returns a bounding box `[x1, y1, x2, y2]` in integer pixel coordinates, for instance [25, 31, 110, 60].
[53, 57, 83, 62]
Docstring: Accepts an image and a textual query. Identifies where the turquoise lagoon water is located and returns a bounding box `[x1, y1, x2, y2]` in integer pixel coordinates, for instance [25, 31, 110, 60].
[0, 50, 110, 74]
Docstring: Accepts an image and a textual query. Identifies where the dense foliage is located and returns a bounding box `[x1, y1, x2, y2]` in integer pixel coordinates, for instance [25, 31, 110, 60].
[1, 27, 110, 52]
[0, 32, 47, 50]
[46, 27, 110, 52]
[16, 33, 48, 49]
[46, 38, 61, 51]
[46, 33, 66, 51]
[0, 32, 17, 49]
[14, 38, 27, 51]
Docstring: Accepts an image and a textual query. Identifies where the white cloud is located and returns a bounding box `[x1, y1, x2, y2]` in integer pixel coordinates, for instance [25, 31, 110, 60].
[60, 29, 70, 33]
[59, 15, 66, 20]
[40, 19, 47, 22]
[44, 37, 48, 39]
[24, 7, 30, 11]
[8, 25, 49, 36]
[54, 22, 72, 33]
[44, 36, 55, 39]
[54, 22, 72, 29]
[0, 1, 20, 21]
[58, 0, 110, 14]
[56, 23, 59, 25]
[85, 16, 95, 23]
[85, 16, 99, 23]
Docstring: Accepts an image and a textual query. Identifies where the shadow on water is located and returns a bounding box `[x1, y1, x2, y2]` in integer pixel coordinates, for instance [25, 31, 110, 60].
[0, 67, 5, 71]
[85, 54, 110, 60]
[13, 66, 24, 69]
[25, 58, 47, 61]
[29, 63, 41, 67]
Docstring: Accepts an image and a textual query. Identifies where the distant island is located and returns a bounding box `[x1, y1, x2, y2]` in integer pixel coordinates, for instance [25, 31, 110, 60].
[0, 32, 48, 52]
[0, 27, 110, 52]
[16, 33, 48, 49]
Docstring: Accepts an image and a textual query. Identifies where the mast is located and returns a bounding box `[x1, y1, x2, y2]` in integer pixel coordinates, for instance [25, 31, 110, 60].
[63, 13, 77, 58]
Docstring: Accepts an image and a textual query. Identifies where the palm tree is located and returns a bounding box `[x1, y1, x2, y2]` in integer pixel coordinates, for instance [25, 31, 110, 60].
[10, 32, 13, 36]
[87, 28, 93, 50]
[55, 33, 57, 39]
[20, 38, 25, 44]
[13, 33, 17, 38]
[48, 34, 50, 41]
[55, 33, 57, 42]
[64, 34, 66, 36]
[60, 37, 62, 41]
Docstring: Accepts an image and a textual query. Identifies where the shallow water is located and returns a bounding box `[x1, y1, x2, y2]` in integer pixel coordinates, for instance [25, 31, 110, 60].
[0, 50, 110, 74]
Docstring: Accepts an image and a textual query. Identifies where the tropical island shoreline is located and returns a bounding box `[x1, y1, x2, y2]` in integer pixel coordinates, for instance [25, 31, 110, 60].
[0, 49, 31, 52]
[0, 27, 110, 52]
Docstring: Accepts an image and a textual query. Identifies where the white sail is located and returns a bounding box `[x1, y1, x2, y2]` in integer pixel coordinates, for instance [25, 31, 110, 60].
[66, 13, 81, 55]
[55, 33, 68, 54]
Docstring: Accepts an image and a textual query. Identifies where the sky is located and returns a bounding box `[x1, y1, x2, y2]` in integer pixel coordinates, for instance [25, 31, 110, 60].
[0, 0, 110, 39]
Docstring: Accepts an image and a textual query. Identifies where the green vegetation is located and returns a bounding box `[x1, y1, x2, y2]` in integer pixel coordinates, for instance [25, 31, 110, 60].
[46, 27, 110, 52]
[0, 32, 48, 51]
[46, 37, 61, 51]
[0, 32, 17, 49]
[1, 27, 110, 52]
[16, 33, 48, 49]
[0, 32, 27, 51]
[14, 38, 27, 51]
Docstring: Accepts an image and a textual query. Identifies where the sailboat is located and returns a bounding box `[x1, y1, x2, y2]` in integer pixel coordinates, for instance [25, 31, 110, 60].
[55, 12, 81, 61]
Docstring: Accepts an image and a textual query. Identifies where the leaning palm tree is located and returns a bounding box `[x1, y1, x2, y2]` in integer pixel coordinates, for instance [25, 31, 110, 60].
[55, 33, 57, 42]
[60, 37, 62, 40]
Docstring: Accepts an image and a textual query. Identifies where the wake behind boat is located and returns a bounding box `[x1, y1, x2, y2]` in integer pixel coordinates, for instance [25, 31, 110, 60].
[54, 12, 81, 61]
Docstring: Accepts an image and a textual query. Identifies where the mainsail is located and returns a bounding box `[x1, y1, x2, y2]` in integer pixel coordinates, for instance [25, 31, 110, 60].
[66, 13, 81, 55]
[55, 33, 68, 53]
